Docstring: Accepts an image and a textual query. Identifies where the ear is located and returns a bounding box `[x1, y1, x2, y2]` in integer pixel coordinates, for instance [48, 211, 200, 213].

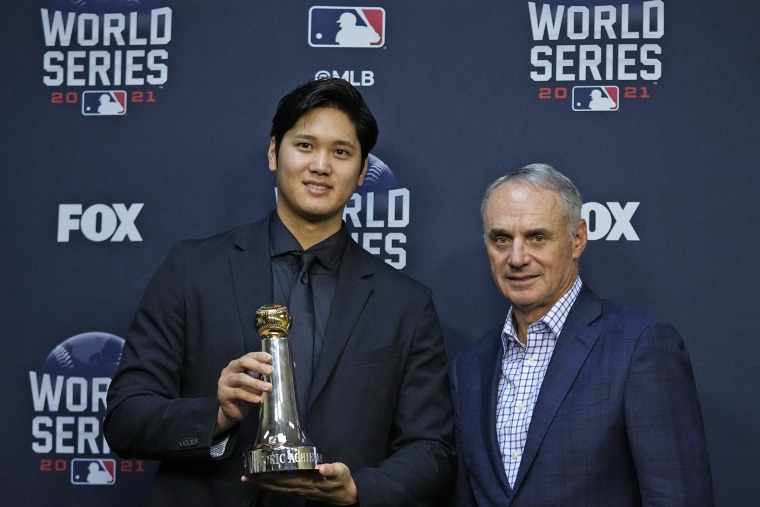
[572, 218, 588, 260]
[356, 157, 369, 186]
[267, 137, 277, 172]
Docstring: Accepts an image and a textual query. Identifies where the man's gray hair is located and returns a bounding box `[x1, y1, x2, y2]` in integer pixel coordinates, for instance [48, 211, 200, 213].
[481, 163, 583, 240]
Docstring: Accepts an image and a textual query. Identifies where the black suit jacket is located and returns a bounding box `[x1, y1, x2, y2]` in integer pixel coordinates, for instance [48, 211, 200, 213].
[105, 214, 455, 506]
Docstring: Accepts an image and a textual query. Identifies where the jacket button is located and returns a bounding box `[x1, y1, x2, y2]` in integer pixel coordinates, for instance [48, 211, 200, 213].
[180, 437, 198, 447]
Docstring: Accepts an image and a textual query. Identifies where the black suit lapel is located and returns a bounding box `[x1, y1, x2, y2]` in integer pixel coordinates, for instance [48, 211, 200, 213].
[309, 239, 373, 406]
[229, 216, 274, 353]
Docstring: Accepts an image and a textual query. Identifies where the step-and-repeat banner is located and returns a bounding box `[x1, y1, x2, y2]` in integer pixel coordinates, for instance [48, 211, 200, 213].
[2, 1, 758, 505]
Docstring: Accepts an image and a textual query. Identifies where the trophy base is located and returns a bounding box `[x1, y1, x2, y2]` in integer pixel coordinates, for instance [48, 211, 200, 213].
[244, 445, 323, 474]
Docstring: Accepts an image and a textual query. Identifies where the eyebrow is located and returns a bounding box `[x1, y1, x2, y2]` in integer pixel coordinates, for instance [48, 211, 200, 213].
[486, 227, 554, 238]
[292, 134, 356, 149]
[486, 228, 510, 239]
[525, 227, 553, 237]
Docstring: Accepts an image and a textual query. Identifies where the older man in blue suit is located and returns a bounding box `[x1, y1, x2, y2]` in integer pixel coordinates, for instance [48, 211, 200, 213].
[450, 164, 713, 506]
[104, 78, 454, 506]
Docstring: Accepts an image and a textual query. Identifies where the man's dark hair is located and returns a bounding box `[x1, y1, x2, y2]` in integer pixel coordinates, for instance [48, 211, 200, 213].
[270, 77, 379, 162]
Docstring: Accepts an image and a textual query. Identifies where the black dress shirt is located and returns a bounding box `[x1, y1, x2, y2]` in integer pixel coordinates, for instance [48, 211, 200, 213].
[269, 212, 346, 370]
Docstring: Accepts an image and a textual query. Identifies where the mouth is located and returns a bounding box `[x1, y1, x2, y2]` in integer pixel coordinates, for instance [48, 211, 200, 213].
[506, 274, 538, 283]
[304, 181, 332, 192]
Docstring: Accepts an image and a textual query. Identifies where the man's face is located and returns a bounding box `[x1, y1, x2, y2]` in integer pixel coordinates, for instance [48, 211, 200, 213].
[269, 107, 366, 229]
[483, 181, 587, 324]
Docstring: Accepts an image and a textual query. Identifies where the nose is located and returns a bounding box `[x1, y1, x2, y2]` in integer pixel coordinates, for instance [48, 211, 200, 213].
[310, 150, 331, 175]
[508, 239, 529, 268]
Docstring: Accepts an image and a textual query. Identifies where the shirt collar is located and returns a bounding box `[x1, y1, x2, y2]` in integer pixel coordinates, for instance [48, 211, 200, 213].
[269, 212, 347, 271]
[501, 276, 583, 350]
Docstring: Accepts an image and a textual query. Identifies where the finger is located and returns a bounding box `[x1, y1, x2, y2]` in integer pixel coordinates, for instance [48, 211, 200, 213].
[316, 463, 332, 478]
[220, 378, 272, 405]
[317, 462, 342, 480]
[241, 351, 273, 368]
[218, 370, 272, 408]
[225, 370, 272, 391]
[221, 357, 273, 385]
[247, 351, 273, 364]
[235, 355, 274, 377]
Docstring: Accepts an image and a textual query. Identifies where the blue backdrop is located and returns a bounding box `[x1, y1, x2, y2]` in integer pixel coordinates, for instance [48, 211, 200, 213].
[2, 1, 758, 505]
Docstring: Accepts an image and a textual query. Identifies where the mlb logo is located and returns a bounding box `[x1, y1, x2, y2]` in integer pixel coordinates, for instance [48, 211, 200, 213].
[81, 91, 127, 116]
[71, 458, 116, 485]
[572, 86, 619, 111]
[308, 6, 385, 47]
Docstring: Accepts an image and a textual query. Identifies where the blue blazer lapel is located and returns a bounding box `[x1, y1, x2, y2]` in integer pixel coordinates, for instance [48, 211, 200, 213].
[309, 238, 372, 406]
[229, 216, 274, 353]
[480, 331, 513, 497]
[511, 286, 602, 492]
[457, 328, 512, 499]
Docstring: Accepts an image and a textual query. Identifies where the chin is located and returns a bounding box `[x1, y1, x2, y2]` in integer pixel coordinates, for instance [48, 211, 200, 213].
[504, 291, 543, 309]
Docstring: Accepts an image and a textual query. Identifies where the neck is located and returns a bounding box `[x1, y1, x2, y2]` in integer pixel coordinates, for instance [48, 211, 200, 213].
[277, 209, 341, 250]
[511, 303, 548, 345]
[512, 313, 529, 345]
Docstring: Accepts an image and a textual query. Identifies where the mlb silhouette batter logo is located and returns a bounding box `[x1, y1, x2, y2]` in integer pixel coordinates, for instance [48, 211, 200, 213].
[71, 459, 116, 485]
[572, 86, 619, 111]
[81, 91, 127, 116]
[308, 6, 385, 47]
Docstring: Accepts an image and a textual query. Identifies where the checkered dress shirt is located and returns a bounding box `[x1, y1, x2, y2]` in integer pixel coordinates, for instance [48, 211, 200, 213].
[496, 277, 582, 487]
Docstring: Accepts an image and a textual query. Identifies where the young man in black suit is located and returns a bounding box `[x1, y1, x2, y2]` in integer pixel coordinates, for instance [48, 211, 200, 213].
[105, 78, 454, 506]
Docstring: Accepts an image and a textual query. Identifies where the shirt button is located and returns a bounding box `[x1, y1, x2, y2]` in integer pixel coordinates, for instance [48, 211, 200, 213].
[526, 356, 536, 366]
[511, 450, 520, 460]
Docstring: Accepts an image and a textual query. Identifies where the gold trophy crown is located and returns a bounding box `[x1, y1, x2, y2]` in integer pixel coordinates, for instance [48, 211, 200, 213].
[254, 304, 292, 338]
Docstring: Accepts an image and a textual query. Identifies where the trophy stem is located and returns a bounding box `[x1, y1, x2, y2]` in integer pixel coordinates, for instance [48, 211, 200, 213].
[244, 333, 323, 474]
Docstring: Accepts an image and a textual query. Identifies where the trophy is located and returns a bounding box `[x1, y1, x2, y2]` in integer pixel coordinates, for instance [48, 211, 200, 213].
[244, 304, 323, 474]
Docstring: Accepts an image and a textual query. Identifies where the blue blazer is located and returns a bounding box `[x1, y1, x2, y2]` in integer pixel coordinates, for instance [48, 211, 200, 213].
[105, 214, 455, 506]
[450, 285, 713, 506]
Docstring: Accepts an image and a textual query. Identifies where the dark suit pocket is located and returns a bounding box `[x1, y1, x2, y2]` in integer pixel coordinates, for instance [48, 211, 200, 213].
[555, 382, 611, 416]
[355, 342, 403, 365]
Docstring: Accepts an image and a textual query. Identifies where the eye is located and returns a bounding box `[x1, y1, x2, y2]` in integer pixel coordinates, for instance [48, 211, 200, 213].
[533, 235, 547, 243]
[297, 142, 312, 150]
[489, 235, 511, 247]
